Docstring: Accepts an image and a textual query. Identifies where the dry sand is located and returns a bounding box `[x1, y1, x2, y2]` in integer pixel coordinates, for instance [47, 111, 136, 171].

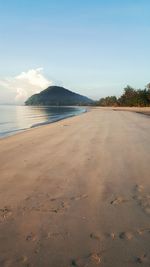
[0, 107, 150, 267]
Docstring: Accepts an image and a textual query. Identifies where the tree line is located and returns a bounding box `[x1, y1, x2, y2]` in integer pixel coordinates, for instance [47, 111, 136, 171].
[95, 84, 150, 107]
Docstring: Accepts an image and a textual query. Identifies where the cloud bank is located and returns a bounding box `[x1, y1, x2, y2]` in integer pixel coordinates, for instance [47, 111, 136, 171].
[0, 68, 52, 103]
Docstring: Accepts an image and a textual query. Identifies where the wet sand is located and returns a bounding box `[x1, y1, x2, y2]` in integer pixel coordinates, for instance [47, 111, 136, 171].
[0, 108, 150, 267]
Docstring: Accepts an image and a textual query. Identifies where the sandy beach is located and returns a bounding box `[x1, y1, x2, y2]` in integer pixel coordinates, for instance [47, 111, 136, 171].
[0, 107, 150, 267]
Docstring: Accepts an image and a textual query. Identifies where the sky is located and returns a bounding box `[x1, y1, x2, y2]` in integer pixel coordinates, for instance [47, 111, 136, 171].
[0, 0, 150, 103]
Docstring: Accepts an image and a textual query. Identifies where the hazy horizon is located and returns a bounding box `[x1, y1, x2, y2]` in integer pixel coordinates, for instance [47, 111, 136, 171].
[0, 0, 150, 104]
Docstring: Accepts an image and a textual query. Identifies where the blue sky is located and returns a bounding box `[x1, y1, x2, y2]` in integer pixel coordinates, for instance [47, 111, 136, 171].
[0, 0, 150, 103]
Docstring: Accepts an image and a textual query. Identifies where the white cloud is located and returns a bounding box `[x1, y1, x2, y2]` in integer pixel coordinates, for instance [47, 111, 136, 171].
[0, 68, 52, 103]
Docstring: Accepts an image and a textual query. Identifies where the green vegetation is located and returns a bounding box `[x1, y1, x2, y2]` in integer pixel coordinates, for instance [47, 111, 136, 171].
[96, 84, 150, 107]
[96, 96, 118, 107]
[25, 86, 93, 106]
[25, 84, 150, 107]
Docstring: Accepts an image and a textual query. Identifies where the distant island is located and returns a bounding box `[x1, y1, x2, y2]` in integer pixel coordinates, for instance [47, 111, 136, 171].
[25, 86, 93, 106]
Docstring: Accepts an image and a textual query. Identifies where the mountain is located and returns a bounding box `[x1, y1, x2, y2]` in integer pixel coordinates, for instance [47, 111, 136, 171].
[25, 86, 93, 106]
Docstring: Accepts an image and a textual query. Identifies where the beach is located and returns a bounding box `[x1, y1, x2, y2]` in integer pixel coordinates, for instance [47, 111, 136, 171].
[0, 107, 150, 267]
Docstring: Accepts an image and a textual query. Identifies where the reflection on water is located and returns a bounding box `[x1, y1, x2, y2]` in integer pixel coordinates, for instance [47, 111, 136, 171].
[0, 105, 86, 138]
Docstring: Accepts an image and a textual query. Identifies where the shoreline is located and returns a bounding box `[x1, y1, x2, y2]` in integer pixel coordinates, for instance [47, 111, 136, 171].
[0, 107, 89, 143]
[1, 106, 150, 141]
[0, 106, 150, 141]
[0, 106, 88, 140]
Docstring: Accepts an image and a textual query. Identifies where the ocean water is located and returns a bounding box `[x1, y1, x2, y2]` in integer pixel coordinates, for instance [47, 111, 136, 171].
[0, 105, 86, 138]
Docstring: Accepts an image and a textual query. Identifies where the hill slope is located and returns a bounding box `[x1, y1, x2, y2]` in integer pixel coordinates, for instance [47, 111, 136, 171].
[25, 86, 93, 106]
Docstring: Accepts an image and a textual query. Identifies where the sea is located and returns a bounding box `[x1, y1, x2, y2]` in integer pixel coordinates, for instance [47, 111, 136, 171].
[0, 105, 86, 138]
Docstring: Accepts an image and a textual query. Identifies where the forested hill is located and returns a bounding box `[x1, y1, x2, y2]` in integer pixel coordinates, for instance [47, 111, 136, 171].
[25, 86, 93, 106]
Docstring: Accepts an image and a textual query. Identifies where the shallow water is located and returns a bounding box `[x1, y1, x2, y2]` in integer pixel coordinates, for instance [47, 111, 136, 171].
[0, 105, 86, 138]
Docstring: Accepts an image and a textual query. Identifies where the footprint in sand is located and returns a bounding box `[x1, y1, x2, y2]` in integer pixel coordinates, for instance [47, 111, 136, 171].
[23, 194, 70, 214]
[71, 253, 101, 266]
[119, 231, 133, 240]
[50, 200, 70, 213]
[104, 232, 115, 240]
[135, 184, 144, 193]
[105, 228, 149, 241]
[135, 254, 147, 264]
[0, 207, 12, 222]
[110, 196, 129, 205]
[90, 232, 101, 241]
[26, 232, 37, 242]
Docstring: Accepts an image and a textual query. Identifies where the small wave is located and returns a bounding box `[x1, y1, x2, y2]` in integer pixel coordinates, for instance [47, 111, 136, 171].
[0, 106, 86, 138]
[31, 113, 79, 128]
